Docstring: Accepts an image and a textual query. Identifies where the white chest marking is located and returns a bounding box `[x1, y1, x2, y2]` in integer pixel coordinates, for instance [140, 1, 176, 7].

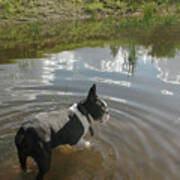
[69, 104, 90, 137]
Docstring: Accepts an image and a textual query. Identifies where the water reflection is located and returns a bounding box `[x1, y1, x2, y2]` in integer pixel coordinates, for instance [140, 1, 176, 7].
[1, 45, 180, 95]
[5, 45, 172, 99]
[1, 23, 180, 64]
[147, 25, 178, 58]
[155, 52, 180, 85]
[0, 44, 180, 180]
[161, 89, 174, 96]
[101, 47, 133, 75]
[40, 45, 180, 86]
[43, 46, 137, 75]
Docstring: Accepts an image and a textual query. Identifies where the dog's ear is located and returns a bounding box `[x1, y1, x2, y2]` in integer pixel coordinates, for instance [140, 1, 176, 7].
[87, 84, 97, 101]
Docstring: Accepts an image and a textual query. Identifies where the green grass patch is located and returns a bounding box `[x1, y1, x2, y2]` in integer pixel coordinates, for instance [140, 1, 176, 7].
[0, 0, 34, 15]
[0, 0, 179, 26]
[86, 2, 104, 12]
[143, 3, 155, 24]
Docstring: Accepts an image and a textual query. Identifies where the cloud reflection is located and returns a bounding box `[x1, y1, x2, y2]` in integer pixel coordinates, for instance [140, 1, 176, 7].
[42, 47, 137, 75]
[32, 46, 180, 87]
[155, 53, 180, 85]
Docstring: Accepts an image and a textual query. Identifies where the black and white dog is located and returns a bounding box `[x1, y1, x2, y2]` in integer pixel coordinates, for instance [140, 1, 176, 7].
[15, 84, 109, 180]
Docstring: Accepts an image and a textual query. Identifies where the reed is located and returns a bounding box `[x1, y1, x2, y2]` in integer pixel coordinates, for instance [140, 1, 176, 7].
[28, 20, 40, 39]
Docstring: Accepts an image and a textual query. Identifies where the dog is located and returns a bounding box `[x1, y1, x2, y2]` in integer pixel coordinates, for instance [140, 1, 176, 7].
[15, 84, 109, 180]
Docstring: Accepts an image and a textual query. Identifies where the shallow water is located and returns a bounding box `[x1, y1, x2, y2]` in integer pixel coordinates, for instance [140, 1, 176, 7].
[0, 26, 180, 180]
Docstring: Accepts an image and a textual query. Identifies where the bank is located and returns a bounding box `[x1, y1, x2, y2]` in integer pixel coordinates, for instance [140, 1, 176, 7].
[0, 0, 180, 25]
[0, 0, 180, 64]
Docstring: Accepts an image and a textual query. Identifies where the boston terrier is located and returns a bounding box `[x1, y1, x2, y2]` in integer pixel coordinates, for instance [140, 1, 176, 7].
[15, 84, 109, 180]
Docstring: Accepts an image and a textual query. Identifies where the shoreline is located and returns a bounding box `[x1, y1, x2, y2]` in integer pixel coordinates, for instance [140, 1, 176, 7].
[0, 1, 179, 26]
[0, 1, 180, 64]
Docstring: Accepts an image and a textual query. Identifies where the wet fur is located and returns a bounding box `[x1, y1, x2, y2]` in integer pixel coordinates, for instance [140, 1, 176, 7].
[15, 84, 109, 180]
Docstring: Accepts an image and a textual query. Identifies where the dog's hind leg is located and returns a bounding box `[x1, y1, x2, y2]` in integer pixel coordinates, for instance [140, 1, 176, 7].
[32, 144, 52, 180]
[35, 152, 51, 180]
[15, 128, 28, 171]
[18, 150, 27, 171]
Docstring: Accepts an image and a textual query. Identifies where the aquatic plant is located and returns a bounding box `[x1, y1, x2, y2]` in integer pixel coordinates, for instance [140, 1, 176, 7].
[18, 60, 29, 69]
[28, 20, 40, 39]
[128, 41, 137, 74]
[163, 15, 177, 25]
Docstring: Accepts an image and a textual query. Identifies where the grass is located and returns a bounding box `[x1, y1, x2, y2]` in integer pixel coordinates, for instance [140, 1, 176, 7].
[0, 0, 85, 22]
[82, 0, 180, 26]
[86, 2, 104, 12]
[0, 0, 179, 24]
[0, 0, 34, 18]
[143, 3, 154, 24]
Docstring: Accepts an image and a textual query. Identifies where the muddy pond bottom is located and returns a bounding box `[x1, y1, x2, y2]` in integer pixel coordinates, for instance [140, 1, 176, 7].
[0, 45, 180, 180]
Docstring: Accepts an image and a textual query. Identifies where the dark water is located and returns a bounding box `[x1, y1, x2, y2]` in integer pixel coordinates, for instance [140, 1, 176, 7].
[0, 26, 180, 180]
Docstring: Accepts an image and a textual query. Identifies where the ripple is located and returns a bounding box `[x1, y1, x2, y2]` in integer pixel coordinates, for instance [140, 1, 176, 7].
[93, 94, 180, 180]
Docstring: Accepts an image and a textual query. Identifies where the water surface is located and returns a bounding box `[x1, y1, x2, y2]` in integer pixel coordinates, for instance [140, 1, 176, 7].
[0, 25, 180, 180]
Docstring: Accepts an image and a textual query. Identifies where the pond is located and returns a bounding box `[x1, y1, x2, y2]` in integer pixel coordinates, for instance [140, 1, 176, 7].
[0, 23, 180, 180]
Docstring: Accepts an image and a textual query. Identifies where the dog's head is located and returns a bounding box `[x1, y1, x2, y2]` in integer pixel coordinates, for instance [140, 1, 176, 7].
[81, 84, 109, 123]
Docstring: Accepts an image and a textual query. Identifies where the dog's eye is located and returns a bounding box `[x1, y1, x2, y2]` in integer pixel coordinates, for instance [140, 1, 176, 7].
[100, 102, 105, 107]
[101, 101, 106, 107]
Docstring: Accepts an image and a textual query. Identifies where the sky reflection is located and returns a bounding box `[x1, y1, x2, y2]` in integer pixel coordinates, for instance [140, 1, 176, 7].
[39, 46, 180, 87]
